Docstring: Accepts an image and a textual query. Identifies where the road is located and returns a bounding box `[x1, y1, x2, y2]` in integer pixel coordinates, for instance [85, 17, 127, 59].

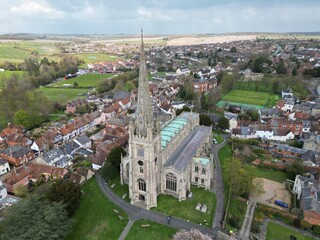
[212, 134, 229, 229]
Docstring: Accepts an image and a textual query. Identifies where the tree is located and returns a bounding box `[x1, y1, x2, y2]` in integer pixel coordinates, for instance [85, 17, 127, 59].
[0, 195, 71, 240]
[44, 179, 81, 216]
[13, 110, 31, 129]
[13, 184, 28, 198]
[107, 146, 126, 171]
[276, 59, 287, 74]
[287, 161, 305, 180]
[199, 114, 212, 126]
[230, 46, 237, 53]
[101, 161, 118, 181]
[216, 117, 229, 131]
[73, 81, 78, 87]
[221, 73, 237, 94]
[176, 106, 191, 116]
[206, 86, 222, 110]
[124, 80, 135, 91]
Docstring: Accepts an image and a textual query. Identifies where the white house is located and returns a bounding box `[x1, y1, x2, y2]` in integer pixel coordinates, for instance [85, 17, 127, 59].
[176, 67, 190, 76]
[74, 135, 92, 149]
[0, 159, 10, 176]
[0, 181, 8, 201]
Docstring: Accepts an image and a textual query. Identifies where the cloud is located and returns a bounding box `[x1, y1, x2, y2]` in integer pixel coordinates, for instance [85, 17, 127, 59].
[11, 0, 64, 19]
[211, 18, 224, 24]
[137, 7, 173, 22]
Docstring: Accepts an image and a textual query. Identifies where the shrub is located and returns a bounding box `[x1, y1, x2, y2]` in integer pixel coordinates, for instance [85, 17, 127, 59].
[251, 221, 260, 233]
[312, 225, 320, 236]
[293, 218, 301, 228]
[228, 217, 240, 228]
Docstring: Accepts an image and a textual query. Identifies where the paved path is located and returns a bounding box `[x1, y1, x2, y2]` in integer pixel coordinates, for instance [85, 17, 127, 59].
[212, 134, 229, 229]
[118, 219, 135, 240]
[239, 201, 256, 239]
[95, 175, 219, 239]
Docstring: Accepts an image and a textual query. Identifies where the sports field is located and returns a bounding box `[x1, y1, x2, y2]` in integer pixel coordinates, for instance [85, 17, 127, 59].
[38, 88, 88, 103]
[217, 90, 279, 109]
[52, 73, 115, 88]
[74, 53, 120, 68]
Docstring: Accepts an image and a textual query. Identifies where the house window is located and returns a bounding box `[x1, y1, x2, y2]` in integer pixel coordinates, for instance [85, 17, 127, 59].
[140, 167, 143, 174]
[202, 168, 206, 175]
[166, 173, 177, 192]
[195, 166, 198, 172]
[138, 179, 146, 192]
[195, 177, 199, 182]
[201, 179, 204, 184]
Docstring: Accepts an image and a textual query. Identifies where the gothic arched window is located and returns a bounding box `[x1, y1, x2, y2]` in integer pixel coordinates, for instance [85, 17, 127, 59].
[166, 173, 177, 192]
[126, 163, 129, 178]
[138, 179, 146, 192]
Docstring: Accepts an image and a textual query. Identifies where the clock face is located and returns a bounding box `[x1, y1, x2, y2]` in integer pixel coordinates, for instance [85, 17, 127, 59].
[138, 160, 144, 166]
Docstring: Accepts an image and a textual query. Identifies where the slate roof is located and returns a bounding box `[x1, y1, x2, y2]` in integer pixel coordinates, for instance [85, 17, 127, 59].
[165, 125, 211, 171]
[74, 135, 91, 146]
[114, 90, 131, 100]
[42, 148, 65, 164]
[1, 145, 32, 158]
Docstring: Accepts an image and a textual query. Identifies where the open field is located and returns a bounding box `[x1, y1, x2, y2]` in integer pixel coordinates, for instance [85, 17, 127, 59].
[38, 88, 88, 103]
[217, 90, 279, 109]
[266, 222, 313, 240]
[74, 53, 120, 68]
[0, 41, 59, 63]
[126, 219, 177, 240]
[52, 73, 114, 88]
[65, 179, 128, 240]
[251, 167, 288, 183]
[167, 34, 257, 46]
[153, 187, 216, 226]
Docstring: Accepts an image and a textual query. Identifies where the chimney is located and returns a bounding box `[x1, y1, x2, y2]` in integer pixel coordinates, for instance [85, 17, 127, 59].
[13, 166, 16, 174]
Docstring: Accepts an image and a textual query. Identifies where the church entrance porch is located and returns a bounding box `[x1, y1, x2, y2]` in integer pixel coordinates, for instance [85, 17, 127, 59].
[139, 194, 145, 201]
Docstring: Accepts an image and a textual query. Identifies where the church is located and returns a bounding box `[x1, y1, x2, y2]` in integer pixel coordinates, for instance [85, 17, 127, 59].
[120, 32, 214, 209]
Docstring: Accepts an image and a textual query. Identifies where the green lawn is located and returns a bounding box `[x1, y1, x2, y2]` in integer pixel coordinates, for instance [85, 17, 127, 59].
[225, 198, 247, 231]
[266, 222, 313, 240]
[75, 53, 120, 68]
[65, 179, 128, 240]
[213, 134, 224, 144]
[251, 167, 288, 183]
[107, 176, 130, 202]
[152, 187, 216, 226]
[52, 73, 115, 88]
[218, 90, 278, 109]
[125, 219, 177, 240]
[38, 87, 88, 103]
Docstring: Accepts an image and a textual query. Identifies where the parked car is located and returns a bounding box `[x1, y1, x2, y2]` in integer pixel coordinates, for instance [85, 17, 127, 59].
[274, 200, 288, 208]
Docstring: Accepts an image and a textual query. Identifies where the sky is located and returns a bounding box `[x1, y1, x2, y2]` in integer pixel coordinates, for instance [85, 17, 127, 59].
[1, 0, 319, 34]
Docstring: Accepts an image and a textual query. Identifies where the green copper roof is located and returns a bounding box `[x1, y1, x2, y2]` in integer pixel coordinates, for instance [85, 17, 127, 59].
[193, 157, 210, 165]
[161, 117, 189, 149]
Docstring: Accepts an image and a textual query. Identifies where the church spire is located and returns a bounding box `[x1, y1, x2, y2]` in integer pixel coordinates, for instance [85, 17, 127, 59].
[135, 29, 153, 137]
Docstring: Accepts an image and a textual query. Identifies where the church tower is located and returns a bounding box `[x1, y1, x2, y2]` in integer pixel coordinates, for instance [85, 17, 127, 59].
[127, 30, 161, 209]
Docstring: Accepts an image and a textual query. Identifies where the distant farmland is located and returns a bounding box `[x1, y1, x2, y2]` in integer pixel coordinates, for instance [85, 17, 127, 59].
[52, 73, 115, 88]
[217, 90, 279, 109]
